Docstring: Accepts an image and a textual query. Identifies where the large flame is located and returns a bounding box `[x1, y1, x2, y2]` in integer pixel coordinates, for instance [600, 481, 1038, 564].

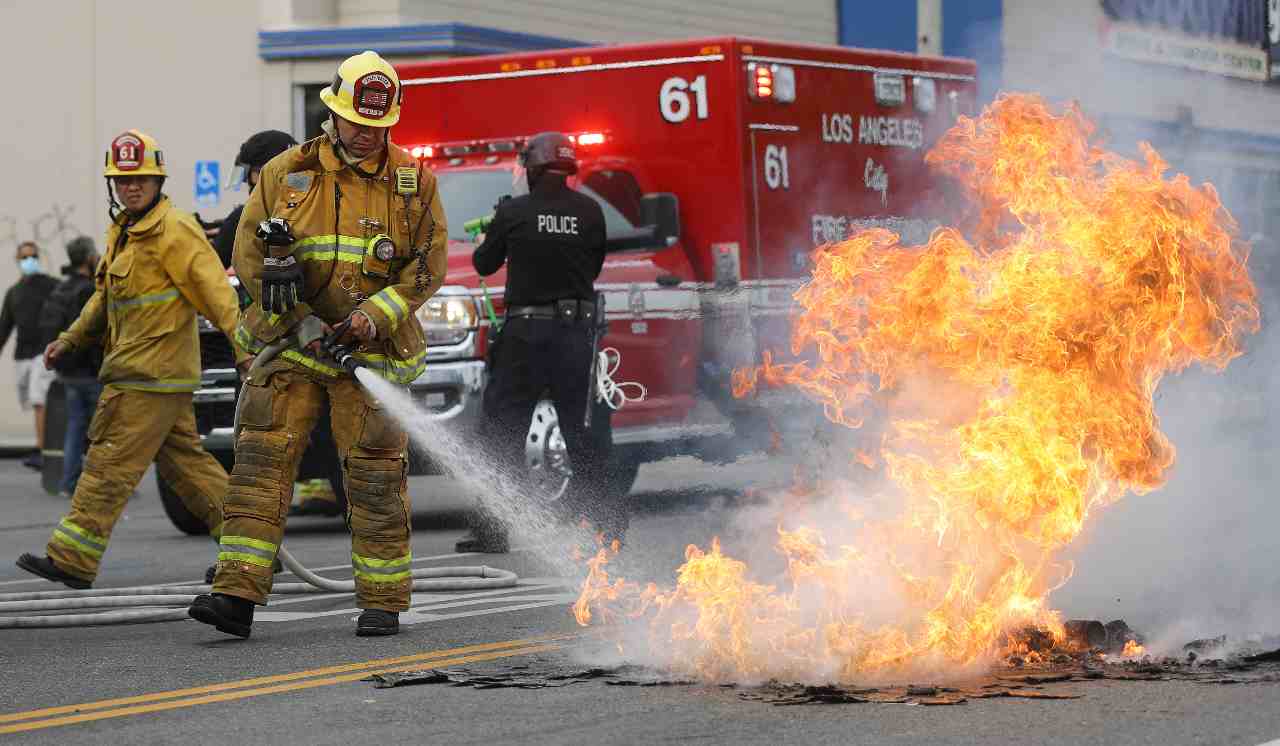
[574, 94, 1259, 682]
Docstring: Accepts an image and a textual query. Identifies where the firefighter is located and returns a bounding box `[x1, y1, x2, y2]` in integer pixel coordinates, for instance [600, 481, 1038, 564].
[455, 132, 621, 554]
[15, 130, 248, 589]
[189, 50, 447, 639]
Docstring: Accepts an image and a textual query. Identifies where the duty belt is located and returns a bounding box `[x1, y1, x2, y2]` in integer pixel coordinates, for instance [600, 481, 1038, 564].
[506, 299, 596, 321]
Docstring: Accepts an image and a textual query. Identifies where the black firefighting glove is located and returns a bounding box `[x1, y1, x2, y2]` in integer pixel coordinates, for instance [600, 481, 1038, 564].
[256, 218, 303, 314]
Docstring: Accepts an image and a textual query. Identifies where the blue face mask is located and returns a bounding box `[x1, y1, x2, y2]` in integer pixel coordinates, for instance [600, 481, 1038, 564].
[18, 256, 40, 276]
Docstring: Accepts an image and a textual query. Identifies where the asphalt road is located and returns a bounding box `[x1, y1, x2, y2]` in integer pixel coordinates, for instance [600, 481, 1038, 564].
[1, 457, 1278, 745]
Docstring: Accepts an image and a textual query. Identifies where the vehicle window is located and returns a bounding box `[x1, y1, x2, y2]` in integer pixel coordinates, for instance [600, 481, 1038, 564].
[435, 170, 516, 240]
[435, 169, 637, 240]
[577, 184, 637, 237]
[583, 170, 644, 224]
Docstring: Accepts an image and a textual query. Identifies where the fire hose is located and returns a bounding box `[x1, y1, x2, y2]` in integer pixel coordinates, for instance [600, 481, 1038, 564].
[1, 319, 520, 629]
[0, 547, 518, 628]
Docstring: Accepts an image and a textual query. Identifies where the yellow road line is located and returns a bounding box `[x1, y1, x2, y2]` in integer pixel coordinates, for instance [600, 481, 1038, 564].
[0, 643, 560, 735]
[0, 634, 575, 726]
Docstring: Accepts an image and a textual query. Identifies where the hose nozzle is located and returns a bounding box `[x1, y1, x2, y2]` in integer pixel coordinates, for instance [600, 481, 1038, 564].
[328, 344, 363, 375]
[321, 319, 365, 375]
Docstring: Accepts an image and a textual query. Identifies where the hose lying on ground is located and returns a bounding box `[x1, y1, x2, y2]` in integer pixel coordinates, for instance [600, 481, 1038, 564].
[0, 546, 518, 629]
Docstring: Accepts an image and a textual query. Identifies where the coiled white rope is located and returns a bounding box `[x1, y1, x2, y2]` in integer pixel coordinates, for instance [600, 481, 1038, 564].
[595, 347, 646, 410]
[0, 546, 518, 629]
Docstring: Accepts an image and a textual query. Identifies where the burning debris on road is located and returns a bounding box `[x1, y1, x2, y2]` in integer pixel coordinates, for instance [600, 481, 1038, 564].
[365, 633, 1280, 707]
[573, 92, 1260, 684]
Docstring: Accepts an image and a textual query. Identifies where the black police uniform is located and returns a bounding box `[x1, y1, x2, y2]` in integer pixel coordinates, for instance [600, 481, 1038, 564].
[471, 175, 620, 542]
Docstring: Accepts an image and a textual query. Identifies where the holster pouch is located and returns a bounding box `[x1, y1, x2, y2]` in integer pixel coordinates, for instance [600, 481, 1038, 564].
[557, 299, 579, 327]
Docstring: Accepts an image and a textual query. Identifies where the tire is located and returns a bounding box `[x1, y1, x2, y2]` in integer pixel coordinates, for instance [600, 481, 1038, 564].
[156, 470, 210, 536]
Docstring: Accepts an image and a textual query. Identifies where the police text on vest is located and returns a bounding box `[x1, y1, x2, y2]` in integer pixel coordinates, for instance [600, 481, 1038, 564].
[537, 214, 579, 235]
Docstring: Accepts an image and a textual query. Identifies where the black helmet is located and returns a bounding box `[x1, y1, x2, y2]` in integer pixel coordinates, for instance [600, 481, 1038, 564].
[520, 132, 577, 175]
[235, 130, 297, 170]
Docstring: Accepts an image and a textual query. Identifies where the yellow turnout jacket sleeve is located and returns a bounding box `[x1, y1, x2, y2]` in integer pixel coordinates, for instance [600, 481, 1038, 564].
[61, 286, 107, 350]
[164, 216, 249, 363]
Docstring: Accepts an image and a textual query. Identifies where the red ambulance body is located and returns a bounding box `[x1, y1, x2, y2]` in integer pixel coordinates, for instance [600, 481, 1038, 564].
[392, 37, 977, 488]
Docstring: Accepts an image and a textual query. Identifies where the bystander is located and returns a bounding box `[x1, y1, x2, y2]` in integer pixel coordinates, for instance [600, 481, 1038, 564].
[0, 241, 59, 469]
[40, 237, 103, 496]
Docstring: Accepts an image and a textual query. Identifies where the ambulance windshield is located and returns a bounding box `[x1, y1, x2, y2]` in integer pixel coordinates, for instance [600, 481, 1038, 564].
[436, 168, 637, 241]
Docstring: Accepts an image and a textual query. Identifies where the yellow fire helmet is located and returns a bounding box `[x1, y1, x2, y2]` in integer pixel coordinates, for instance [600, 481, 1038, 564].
[104, 130, 166, 177]
[320, 50, 401, 127]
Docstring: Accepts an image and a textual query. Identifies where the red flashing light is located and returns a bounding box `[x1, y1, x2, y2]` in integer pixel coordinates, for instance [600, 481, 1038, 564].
[577, 132, 605, 145]
[754, 64, 773, 100]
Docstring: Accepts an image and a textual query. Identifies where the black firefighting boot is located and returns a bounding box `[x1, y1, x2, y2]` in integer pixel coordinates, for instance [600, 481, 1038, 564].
[16, 553, 91, 590]
[188, 593, 255, 639]
[356, 609, 400, 637]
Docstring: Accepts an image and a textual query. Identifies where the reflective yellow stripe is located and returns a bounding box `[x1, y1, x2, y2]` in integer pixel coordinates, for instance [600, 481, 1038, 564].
[109, 288, 180, 311]
[217, 535, 278, 569]
[275, 343, 425, 384]
[352, 552, 412, 583]
[353, 349, 426, 385]
[235, 325, 265, 354]
[295, 235, 366, 264]
[217, 552, 275, 569]
[52, 518, 106, 559]
[220, 535, 277, 553]
[355, 348, 427, 369]
[280, 349, 345, 377]
[369, 288, 410, 328]
[112, 379, 201, 393]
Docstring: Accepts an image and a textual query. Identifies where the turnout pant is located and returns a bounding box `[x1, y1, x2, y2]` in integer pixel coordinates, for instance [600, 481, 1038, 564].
[46, 385, 227, 582]
[479, 315, 620, 536]
[212, 364, 411, 611]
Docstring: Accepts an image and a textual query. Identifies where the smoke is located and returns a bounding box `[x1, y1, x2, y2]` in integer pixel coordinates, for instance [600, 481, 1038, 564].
[1052, 311, 1280, 647]
[954, 4, 1280, 648]
[352, 368, 586, 574]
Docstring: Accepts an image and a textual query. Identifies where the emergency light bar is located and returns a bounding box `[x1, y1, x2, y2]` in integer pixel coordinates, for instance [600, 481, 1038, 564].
[746, 62, 795, 103]
[409, 132, 609, 161]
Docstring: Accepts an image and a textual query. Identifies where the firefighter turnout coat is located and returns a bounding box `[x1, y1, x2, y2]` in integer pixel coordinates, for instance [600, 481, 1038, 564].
[61, 196, 246, 392]
[46, 196, 245, 582]
[231, 136, 447, 382]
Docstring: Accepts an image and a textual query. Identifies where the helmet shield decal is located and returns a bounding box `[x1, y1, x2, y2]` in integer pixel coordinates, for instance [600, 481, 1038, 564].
[353, 72, 394, 120]
[112, 133, 144, 171]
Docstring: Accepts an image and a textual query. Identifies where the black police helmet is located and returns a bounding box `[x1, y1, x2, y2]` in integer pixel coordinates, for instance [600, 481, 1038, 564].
[236, 130, 298, 169]
[520, 132, 577, 175]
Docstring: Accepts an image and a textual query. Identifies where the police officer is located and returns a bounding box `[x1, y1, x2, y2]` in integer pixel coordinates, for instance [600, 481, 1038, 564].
[215, 130, 297, 268]
[457, 132, 621, 553]
[189, 51, 447, 639]
[16, 130, 247, 589]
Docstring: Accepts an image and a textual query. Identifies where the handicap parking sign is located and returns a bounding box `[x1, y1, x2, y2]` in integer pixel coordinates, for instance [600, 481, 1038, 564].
[195, 160, 220, 209]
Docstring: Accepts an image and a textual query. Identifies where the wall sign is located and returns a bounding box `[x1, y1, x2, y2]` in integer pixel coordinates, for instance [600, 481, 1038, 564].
[1103, 21, 1269, 81]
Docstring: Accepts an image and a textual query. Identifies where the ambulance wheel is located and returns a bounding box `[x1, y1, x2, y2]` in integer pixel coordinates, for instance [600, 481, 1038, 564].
[156, 471, 210, 536]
